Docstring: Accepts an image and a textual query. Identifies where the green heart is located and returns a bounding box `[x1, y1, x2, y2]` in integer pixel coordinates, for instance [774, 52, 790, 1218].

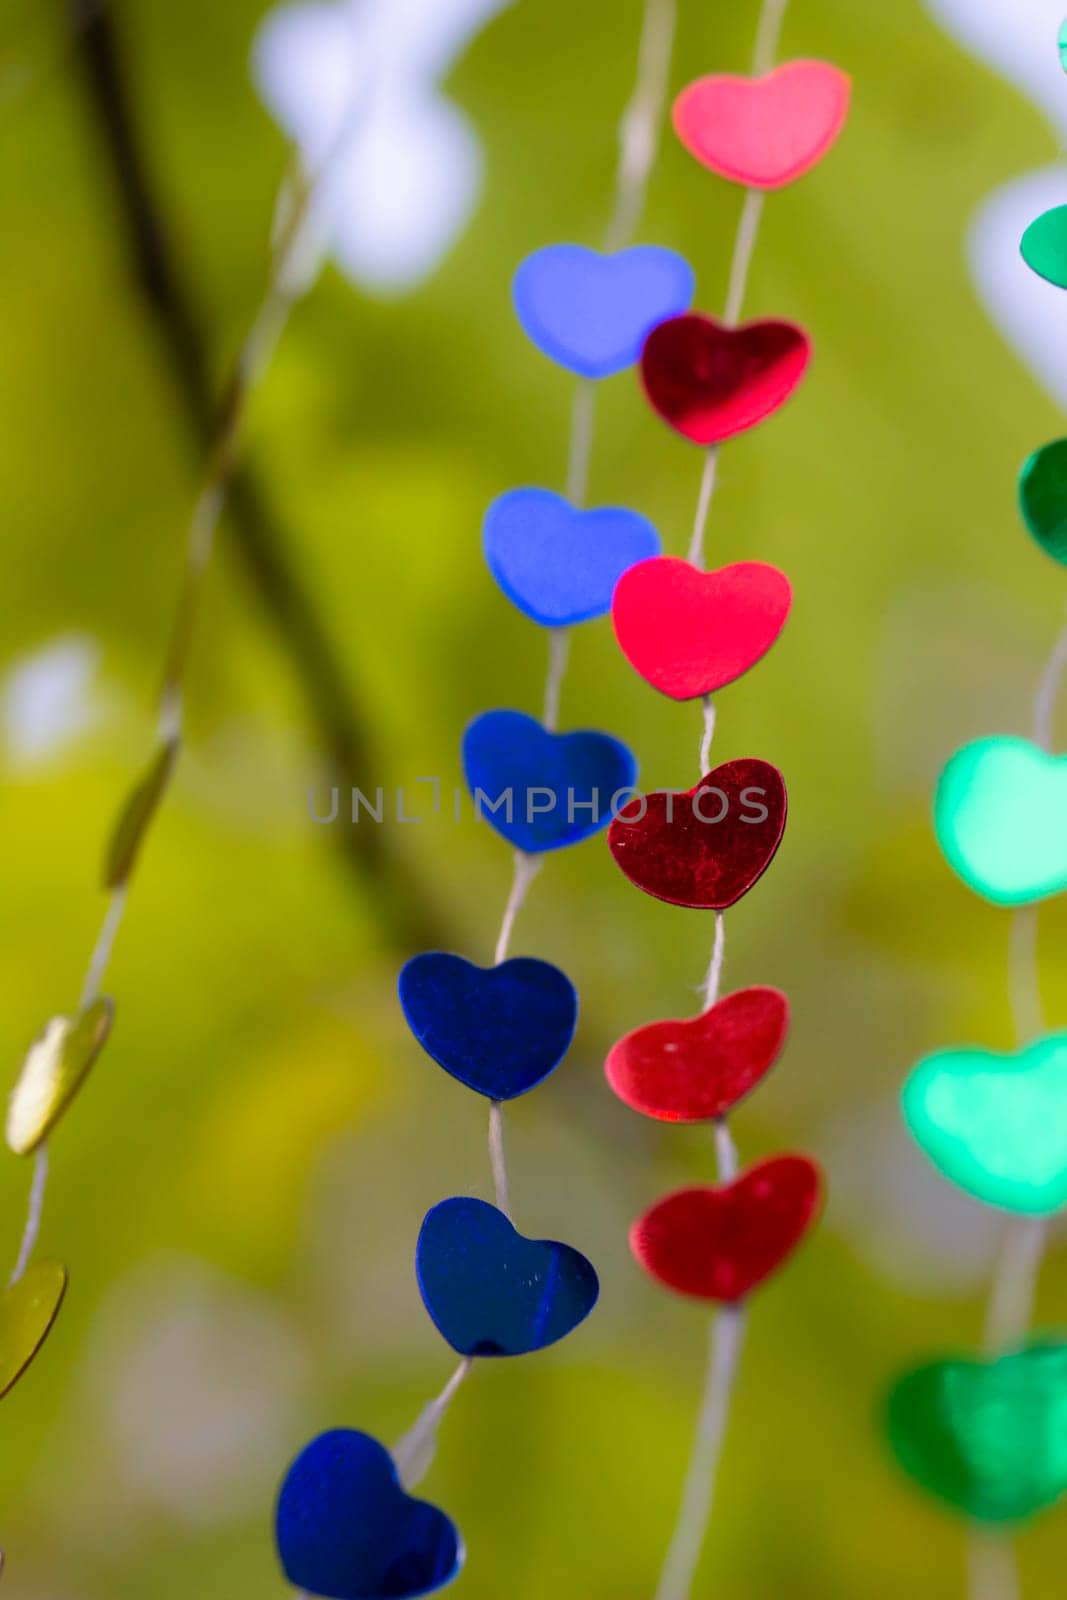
[1021, 205, 1067, 290]
[887, 1344, 1067, 1523]
[1019, 438, 1067, 565]
[1061, 18, 1067, 73]
[903, 1034, 1067, 1213]
[0, 1261, 67, 1400]
[934, 736, 1067, 906]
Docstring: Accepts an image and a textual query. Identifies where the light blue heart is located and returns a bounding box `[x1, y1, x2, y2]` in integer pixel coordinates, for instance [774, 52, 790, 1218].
[483, 488, 660, 626]
[512, 244, 695, 378]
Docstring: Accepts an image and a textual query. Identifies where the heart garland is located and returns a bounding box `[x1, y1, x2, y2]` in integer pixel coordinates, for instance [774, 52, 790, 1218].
[886, 20, 1067, 1543]
[275, 12, 708, 1594]
[596, 15, 848, 1600]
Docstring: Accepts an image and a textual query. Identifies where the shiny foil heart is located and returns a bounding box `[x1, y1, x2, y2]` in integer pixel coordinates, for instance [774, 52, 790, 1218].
[483, 488, 660, 626]
[902, 1033, 1067, 1214]
[513, 244, 695, 378]
[641, 312, 812, 444]
[416, 1197, 599, 1356]
[0, 1262, 68, 1400]
[887, 1344, 1067, 1524]
[6, 998, 114, 1156]
[275, 1428, 462, 1599]
[606, 986, 789, 1122]
[462, 709, 636, 854]
[612, 556, 792, 700]
[608, 760, 787, 910]
[398, 952, 578, 1100]
[673, 61, 852, 190]
[935, 736, 1067, 906]
[1021, 205, 1067, 289]
[631, 1155, 822, 1302]
[1019, 438, 1067, 564]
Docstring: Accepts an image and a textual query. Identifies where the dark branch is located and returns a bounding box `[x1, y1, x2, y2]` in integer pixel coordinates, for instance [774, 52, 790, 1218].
[66, 0, 446, 953]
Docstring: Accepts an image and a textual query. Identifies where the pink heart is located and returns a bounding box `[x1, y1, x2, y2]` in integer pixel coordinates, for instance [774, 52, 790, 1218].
[612, 556, 792, 701]
[674, 60, 851, 191]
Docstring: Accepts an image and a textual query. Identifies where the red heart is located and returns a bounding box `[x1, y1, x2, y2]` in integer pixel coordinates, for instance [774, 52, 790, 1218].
[673, 61, 851, 190]
[641, 314, 811, 446]
[607, 759, 787, 910]
[631, 1156, 822, 1302]
[605, 987, 789, 1123]
[612, 557, 791, 702]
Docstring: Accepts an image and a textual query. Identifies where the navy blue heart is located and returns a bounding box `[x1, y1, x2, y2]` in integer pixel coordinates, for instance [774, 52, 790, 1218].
[275, 1429, 462, 1600]
[399, 952, 578, 1100]
[484, 488, 660, 626]
[462, 709, 636, 854]
[512, 244, 695, 378]
[417, 1197, 599, 1357]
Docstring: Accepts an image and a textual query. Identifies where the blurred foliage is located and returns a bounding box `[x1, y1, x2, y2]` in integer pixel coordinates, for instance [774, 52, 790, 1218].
[1, 0, 1066, 1595]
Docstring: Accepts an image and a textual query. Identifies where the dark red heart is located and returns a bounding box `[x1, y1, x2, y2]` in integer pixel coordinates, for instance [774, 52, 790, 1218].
[641, 312, 811, 445]
[605, 986, 789, 1123]
[612, 556, 791, 701]
[607, 759, 787, 909]
[631, 1155, 822, 1302]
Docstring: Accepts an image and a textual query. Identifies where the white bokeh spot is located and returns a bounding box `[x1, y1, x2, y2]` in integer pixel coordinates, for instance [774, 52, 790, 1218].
[2, 635, 101, 766]
[924, 0, 1067, 408]
[253, 0, 511, 294]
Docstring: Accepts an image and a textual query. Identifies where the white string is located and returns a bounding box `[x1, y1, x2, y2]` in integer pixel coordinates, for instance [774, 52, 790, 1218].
[984, 1216, 1047, 1353]
[653, 1023, 745, 1600]
[751, 0, 790, 75]
[542, 629, 571, 731]
[392, 1357, 474, 1490]
[698, 697, 717, 773]
[488, 1101, 511, 1218]
[565, 378, 597, 508]
[1007, 906, 1042, 1047]
[687, 450, 720, 568]
[1031, 605, 1067, 752]
[700, 913, 726, 1011]
[723, 188, 766, 328]
[79, 885, 128, 1009]
[9, 1146, 49, 1287]
[967, 1532, 1021, 1600]
[653, 1305, 747, 1600]
[493, 852, 543, 966]
[713, 1118, 739, 1182]
[604, 0, 677, 252]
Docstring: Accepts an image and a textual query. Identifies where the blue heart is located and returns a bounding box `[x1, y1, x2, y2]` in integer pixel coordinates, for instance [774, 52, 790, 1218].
[483, 488, 660, 626]
[416, 1197, 599, 1357]
[462, 709, 636, 854]
[512, 244, 695, 378]
[275, 1429, 462, 1600]
[398, 952, 578, 1100]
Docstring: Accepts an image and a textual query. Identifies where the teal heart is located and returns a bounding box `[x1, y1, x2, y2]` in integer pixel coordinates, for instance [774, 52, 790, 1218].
[887, 1343, 1067, 1524]
[1060, 18, 1067, 73]
[1021, 206, 1067, 289]
[902, 1033, 1067, 1214]
[934, 736, 1067, 906]
[1019, 439, 1067, 565]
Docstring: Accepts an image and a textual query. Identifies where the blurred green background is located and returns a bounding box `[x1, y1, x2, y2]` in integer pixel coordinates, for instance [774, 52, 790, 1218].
[2, 0, 1066, 1595]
